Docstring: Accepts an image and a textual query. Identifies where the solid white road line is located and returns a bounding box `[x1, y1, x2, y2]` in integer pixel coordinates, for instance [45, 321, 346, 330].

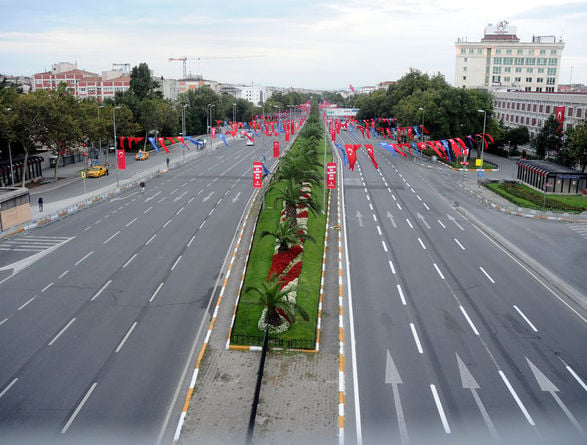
[433, 263, 445, 280]
[144, 206, 153, 214]
[116, 322, 138, 353]
[430, 384, 451, 434]
[145, 233, 157, 245]
[437, 219, 446, 229]
[49, 318, 76, 346]
[59, 270, 69, 279]
[0, 378, 18, 399]
[406, 219, 413, 229]
[17, 296, 36, 311]
[388, 260, 396, 275]
[61, 382, 97, 434]
[187, 235, 196, 247]
[423, 203, 430, 210]
[410, 323, 423, 354]
[163, 219, 172, 228]
[104, 231, 120, 244]
[513, 305, 538, 332]
[122, 253, 138, 269]
[41, 282, 54, 292]
[499, 370, 535, 425]
[150, 283, 164, 303]
[454, 239, 465, 250]
[126, 217, 137, 227]
[417, 238, 426, 250]
[479, 267, 495, 284]
[397, 284, 407, 305]
[171, 255, 182, 271]
[75, 251, 94, 266]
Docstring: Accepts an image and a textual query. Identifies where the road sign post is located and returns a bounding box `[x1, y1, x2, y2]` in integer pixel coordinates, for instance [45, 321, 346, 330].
[327, 162, 337, 189]
[253, 162, 263, 188]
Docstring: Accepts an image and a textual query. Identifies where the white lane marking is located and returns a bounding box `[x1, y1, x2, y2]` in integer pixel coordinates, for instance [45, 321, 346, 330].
[513, 305, 538, 332]
[423, 203, 430, 210]
[188, 197, 195, 204]
[126, 217, 137, 227]
[417, 238, 426, 250]
[410, 323, 423, 354]
[454, 239, 466, 250]
[104, 231, 120, 244]
[498, 370, 535, 426]
[437, 219, 446, 229]
[479, 267, 495, 284]
[145, 234, 157, 245]
[397, 284, 407, 305]
[94, 219, 102, 225]
[122, 253, 138, 269]
[396, 203, 402, 210]
[410, 188, 415, 193]
[376, 226, 382, 235]
[366, 195, 370, 201]
[18, 296, 36, 311]
[369, 203, 373, 211]
[433, 263, 445, 280]
[61, 382, 97, 434]
[430, 384, 451, 434]
[144, 206, 153, 214]
[75, 251, 94, 266]
[84, 226, 92, 231]
[199, 220, 206, 230]
[48, 317, 76, 346]
[0, 378, 18, 399]
[91, 280, 112, 301]
[565, 365, 587, 392]
[59, 270, 69, 279]
[381, 241, 388, 252]
[416, 195, 422, 201]
[163, 219, 172, 228]
[187, 235, 196, 247]
[388, 260, 396, 274]
[406, 219, 413, 229]
[392, 194, 396, 201]
[373, 214, 377, 222]
[158, 197, 166, 203]
[116, 321, 138, 353]
[150, 283, 164, 303]
[0, 316, 10, 326]
[41, 282, 54, 292]
[176, 207, 185, 216]
[208, 207, 215, 216]
[171, 255, 182, 271]
[460, 305, 480, 336]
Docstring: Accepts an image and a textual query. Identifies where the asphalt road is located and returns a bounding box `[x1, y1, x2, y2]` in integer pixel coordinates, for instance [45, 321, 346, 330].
[337, 131, 587, 445]
[0, 133, 285, 444]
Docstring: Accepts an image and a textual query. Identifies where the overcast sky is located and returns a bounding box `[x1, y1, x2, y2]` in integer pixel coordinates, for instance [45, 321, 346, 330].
[1, 0, 586, 90]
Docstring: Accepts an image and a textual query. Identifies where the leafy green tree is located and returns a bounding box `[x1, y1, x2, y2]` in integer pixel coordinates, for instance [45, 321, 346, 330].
[271, 179, 321, 227]
[533, 114, 564, 159]
[129, 63, 161, 101]
[245, 274, 308, 328]
[261, 218, 315, 253]
[504, 126, 530, 154]
[565, 119, 587, 172]
[137, 98, 170, 146]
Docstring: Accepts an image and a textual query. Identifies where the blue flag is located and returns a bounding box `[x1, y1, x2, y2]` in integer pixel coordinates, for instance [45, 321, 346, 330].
[335, 143, 348, 166]
[148, 137, 159, 152]
[219, 134, 228, 146]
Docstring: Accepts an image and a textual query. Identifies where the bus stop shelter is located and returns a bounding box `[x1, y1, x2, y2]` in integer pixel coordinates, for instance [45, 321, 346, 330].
[516, 159, 587, 194]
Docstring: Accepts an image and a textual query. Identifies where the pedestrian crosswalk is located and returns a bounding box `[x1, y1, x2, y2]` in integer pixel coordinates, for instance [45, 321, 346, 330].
[568, 222, 587, 240]
[0, 236, 72, 252]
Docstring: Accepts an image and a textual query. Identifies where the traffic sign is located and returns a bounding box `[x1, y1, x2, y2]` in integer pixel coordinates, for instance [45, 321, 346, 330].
[253, 162, 263, 188]
[326, 162, 337, 189]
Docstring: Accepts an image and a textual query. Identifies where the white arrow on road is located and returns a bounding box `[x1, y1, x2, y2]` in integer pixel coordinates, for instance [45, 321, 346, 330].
[203, 191, 214, 202]
[417, 212, 431, 229]
[447, 213, 464, 231]
[385, 350, 408, 444]
[386, 211, 397, 228]
[456, 354, 499, 441]
[356, 211, 364, 227]
[232, 192, 241, 204]
[526, 357, 584, 434]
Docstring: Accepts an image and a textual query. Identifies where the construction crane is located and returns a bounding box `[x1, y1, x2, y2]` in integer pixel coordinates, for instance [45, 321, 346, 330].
[169, 56, 262, 79]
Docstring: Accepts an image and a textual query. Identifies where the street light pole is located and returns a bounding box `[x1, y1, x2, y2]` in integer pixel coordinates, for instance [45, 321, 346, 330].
[233, 103, 236, 124]
[112, 106, 121, 185]
[98, 105, 104, 163]
[478, 109, 487, 162]
[182, 104, 188, 161]
[5, 107, 15, 186]
[418, 107, 425, 141]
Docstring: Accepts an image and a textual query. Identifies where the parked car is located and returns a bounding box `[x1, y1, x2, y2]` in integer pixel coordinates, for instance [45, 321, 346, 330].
[246, 138, 255, 146]
[86, 165, 108, 177]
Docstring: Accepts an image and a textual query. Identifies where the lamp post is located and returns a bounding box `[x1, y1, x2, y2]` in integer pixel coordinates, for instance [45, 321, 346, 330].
[110, 106, 121, 166]
[207, 103, 215, 136]
[5, 107, 15, 186]
[232, 103, 237, 124]
[98, 105, 104, 163]
[418, 107, 425, 141]
[478, 109, 487, 162]
[182, 104, 188, 161]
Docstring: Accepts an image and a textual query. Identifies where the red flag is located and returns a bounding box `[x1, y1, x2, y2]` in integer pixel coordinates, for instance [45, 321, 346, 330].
[119, 136, 125, 149]
[349, 84, 356, 93]
[344, 144, 360, 170]
[554, 106, 565, 133]
[364, 144, 378, 169]
[117, 149, 126, 170]
[157, 137, 170, 153]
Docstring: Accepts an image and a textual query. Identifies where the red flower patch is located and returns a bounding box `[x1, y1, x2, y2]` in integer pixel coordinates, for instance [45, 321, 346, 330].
[279, 262, 303, 288]
[297, 210, 309, 219]
[268, 245, 302, 279]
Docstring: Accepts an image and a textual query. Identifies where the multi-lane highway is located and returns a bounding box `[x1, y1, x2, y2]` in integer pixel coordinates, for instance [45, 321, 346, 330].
[0, 133, 283, 443]
[337, 131, 586, 444]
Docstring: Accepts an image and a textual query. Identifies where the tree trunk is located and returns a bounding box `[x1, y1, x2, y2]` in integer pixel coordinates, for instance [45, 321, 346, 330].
[265, 308, 282, 327]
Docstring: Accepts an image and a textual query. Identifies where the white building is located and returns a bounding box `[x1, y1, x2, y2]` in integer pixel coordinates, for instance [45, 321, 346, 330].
[493, 91, 586, 138]
[455, 21, 565, 92]
[238, 85, 266, 106]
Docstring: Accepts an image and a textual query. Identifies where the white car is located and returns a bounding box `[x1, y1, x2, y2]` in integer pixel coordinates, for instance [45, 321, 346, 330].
[246, 138, 254, 146]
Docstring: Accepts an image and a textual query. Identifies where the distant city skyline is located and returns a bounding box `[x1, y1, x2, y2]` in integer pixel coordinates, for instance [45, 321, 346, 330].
[1, 0, 586, 90]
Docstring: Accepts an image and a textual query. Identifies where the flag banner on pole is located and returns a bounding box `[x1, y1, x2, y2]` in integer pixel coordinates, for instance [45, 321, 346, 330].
[364, 144, 379, 169]
[117, 149, 126, 170]
[554, 106, 565, 133]
[157, 137, 170, 153]
[148, 137, 159, 152]
[219, 134, 228, 146]
[335, 144, 348, 166]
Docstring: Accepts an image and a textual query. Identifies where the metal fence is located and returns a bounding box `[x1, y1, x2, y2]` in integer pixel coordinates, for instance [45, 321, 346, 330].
[231, 333, 316, 351]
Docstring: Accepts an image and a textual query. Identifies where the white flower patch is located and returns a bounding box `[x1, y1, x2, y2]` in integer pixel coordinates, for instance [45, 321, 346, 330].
[258, 307, 291, 334]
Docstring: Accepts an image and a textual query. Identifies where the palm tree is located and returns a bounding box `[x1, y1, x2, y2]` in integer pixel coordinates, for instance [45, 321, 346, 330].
[246, 274, 309, 327]
[272, 179, 321, 226]
[261, 218, 315, 252]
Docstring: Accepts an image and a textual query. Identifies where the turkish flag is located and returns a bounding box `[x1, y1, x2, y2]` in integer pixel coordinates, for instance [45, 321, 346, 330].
[117, 149, 126, 170]
[344, 144, 360, 170]
[364, 144, 378, 169]
[554, 106, 565, 133]
[157, 137, 170, 153]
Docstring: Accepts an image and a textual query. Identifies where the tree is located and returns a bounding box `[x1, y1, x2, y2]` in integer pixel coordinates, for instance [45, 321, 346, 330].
[137, 98, 170, 147]
[271, 179, 321, 227]
[129, 63, 161, 101]
[565, 119, 587, 172]
[261, 218, 315, 253]
[533, 114, 564, 159]
[245, 274, 308, 328]
[503, 126, 530, 155]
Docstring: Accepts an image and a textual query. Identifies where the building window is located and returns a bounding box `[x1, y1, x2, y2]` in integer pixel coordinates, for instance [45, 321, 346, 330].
[525, 58, 536, 65]
[463, 76, 467, 81]
[528, 49, 535, 55]
[478, 49, 483, 54]
[503, 57, 513, 65]
[536, 87, 542, 92]
[493, 67, 502, 74]
[533, 104, 537, 112]
[506, 49, 512, 54]
[515, 57, 524, 65]
[539, 105, 543, 112]
[545, 105, 551, 113]
[527, 68, 533, 73]
[525, 87, 532, 91]
[547, 68, 556, 75]
[461, 48, 466, 54]
[515, 67, 522, 73]
[515, 77, 521, 82]
[577, 108, 582, 118]
[521, 103, 526, 111]
[504, 76, 510, 82]
[546, 78, 555, 85]
[504, 67, 511, 73]
[526, 117, 530, 124]
[536, 78, 544, 83]
[568, 108, 573, 117]
[517, 49, 524, 54]
[464, 57, 468, 62]
[540, 49, 546, 55]
[537, 58, 547, 66]
[463, 66, 467, 71]
[538, 68, 545, 73]
[551, 49, 557, 55]
[517, 103, 520, 110]
[492, 76, 501, 83]
[495, 49, 502, 54]
[469, 48, 475, 54]
[548, 58, 557, 66]
[494, 57, 502, 64]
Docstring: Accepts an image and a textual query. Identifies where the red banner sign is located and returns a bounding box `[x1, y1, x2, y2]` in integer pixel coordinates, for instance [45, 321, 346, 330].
[211, 127, 216, 139]
[273, 141, 280, 158]
[117, 149, 126, 170]
[326, 162, 337, 189]
[253, 162, 263, 188]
